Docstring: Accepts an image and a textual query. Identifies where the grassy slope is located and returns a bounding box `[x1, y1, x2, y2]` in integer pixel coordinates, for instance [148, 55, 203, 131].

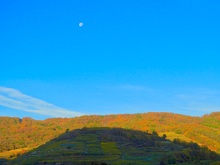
[8, 128, 220, 165]
[0, 112, 219, 160]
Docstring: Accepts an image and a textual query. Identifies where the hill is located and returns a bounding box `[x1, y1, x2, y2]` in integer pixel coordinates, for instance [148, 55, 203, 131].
[0, 112, 220, 162]
[7, 127, 220, 165]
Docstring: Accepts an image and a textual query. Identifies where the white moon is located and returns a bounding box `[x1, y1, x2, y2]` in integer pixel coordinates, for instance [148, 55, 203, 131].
[79, 22, 83, 27]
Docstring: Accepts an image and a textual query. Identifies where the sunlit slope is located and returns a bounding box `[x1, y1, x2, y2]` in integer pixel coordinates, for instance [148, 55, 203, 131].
[0, 112, 219, 157]
[9, 128, 220, 165]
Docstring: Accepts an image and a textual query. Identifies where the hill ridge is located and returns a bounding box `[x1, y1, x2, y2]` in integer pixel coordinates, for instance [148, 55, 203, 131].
[9, 127, 220, 165]
[0, 112, 219, 161]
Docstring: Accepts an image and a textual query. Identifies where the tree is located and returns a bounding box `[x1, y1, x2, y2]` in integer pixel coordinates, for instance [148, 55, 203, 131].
[65, 129, 69, 133]
[162, 134, 167, 140]
[152, 130, 158, 136]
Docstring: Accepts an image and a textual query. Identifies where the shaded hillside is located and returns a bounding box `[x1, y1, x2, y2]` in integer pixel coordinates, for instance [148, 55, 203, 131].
[8, 127, 220, 165]
[0, 112, 220, 158]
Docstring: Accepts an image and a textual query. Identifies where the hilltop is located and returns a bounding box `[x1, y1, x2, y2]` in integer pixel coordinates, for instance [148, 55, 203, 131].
[7, 127, 220, 165]
[0, 112, 220, 162]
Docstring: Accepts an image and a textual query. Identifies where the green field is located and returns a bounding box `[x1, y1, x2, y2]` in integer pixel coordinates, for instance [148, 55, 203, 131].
[7, 127, 220, 165]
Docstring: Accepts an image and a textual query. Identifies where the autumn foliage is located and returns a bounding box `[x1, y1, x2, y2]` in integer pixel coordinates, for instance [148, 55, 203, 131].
[0, 112, 219, 154]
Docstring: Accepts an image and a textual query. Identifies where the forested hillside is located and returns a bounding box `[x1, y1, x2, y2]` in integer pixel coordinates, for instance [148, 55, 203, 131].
[0, 112, 219, 158]
[9, 127, 220, 165]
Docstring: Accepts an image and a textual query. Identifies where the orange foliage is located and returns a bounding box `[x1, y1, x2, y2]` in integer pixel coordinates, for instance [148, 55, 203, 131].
[0, 112, 219, 153]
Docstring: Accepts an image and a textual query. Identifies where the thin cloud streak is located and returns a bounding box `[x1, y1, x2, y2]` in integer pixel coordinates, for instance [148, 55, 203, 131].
[0, 86, 84, 118]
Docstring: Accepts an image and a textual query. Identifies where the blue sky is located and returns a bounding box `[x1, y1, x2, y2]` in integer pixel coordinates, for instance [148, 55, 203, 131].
[0, 0, 220, 119]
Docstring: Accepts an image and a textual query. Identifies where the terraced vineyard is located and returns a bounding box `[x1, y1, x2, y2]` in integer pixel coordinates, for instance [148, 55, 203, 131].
[8, 127, 220, 165]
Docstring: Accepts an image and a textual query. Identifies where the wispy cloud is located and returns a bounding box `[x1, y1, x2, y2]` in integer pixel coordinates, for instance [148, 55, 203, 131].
[0, 86, 84, 118]
[167, 88, 220, 116]
[176, 88, 219, 101]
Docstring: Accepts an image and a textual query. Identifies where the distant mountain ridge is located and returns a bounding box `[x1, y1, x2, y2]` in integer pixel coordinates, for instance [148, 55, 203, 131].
[0, 112, 219, 158]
